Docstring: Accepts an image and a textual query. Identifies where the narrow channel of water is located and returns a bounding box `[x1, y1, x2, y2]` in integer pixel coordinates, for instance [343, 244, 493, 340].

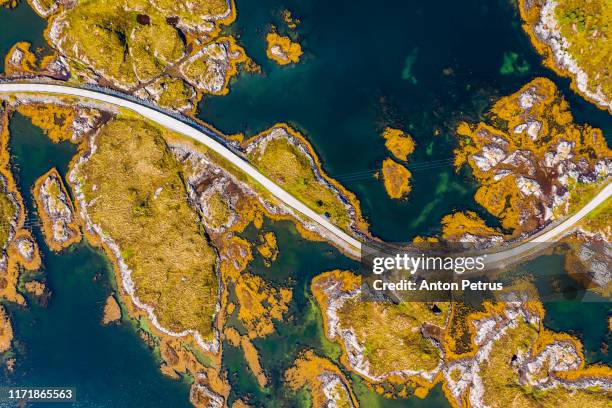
[1, 113, 192, 408]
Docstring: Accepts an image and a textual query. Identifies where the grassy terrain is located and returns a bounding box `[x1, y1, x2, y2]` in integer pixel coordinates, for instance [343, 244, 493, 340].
[0, 182, 17, 251]
[153, 77, 195, 110]
[247, 133, 353, 231]
[57, 0, 185, 86]
[480, 317, 611, 407]
[381, 158, 412, 199]
[382, 127, 415, 162]
[313, 271, 448, 383]
[555, 0, 612, 103]
[336, 299, 446, 377]
[76, 117, 218, 337]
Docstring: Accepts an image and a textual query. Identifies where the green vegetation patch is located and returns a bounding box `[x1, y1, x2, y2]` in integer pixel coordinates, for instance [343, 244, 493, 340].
[58, 0, 186, 86]
[336, 300, 446, 376]
[247, 135, 352, 230]
[154, 77, 195, 110]
[77, 117, 218, 337]
[0, 181, 17, 250]
[555, 0, 612, 101]
[500, 51, 530, 75]
[480, 318, 611, 407]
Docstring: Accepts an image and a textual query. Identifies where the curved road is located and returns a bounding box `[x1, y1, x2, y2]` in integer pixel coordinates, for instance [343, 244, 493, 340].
[0, 83, 610, 263]
[0, 83, 363, 256]
[486, 182, 611, 267]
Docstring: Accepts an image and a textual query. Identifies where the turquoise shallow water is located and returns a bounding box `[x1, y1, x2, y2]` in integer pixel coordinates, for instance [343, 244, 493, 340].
[0, 0, 610, 406]
[224, 219, 451, 407]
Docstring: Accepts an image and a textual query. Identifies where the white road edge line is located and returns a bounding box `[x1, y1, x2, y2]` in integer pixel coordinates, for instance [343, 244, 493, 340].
[0, 83, 363, 255]
[1, 83, 610, 264]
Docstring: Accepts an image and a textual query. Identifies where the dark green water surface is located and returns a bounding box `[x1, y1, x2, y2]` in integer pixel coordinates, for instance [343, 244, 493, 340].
[0, 2, 47, 72]
[0, 114, 192, 407]
[199, 0, 612, 242]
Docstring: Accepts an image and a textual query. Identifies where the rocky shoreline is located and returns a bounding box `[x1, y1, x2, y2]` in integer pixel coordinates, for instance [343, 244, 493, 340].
[313, 269, 612, 406]
[33, 168, 81, 251]
[68, 129, 221, 353]
[520, 0, 612, 112]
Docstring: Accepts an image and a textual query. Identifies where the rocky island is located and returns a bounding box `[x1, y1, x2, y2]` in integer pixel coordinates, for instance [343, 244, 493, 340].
[380, 127, 415, 200]
[265, 30, 303, 65]
[312, 270, 612, 406]
[453, 77, 610, 236]
[519, 0, 612, 112]
[33, 168, 81, 251]
[3, 0, 252, 114]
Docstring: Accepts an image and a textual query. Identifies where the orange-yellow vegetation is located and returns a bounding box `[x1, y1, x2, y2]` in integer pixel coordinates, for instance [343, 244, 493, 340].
[440, 211, 502, 241]
[158, 336, 229, 402]
[281, 9, 300, 30]
[256, 231, 278, 266]
[0, 305, 13, 353]
[0, 0, 18, 8]
[413, 235, 440, 244]
[285, 350, 358, 407]
[223, 326, 241, 347]
[381, 158, 412, 199]
[518, 0, 612, 113]
[231, 400, 251, 408]
[33, 168, 82, 251]
[240, 335, 268, 388]
[102, 295, 121, 325]
[24, 280, 46, 297]
[454, 77, 610, 235]
[266, 31, 302, 65]
[444, 302, 479, 358]
[218, 237, 253, 282]
[8, 229, 41, 271]
[382, 127, 415, 161]
[226, 302, 236, 316]
[4, 42, 37, 75]
[234, 272, 292, 339]
[17, 103, 76, 143]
